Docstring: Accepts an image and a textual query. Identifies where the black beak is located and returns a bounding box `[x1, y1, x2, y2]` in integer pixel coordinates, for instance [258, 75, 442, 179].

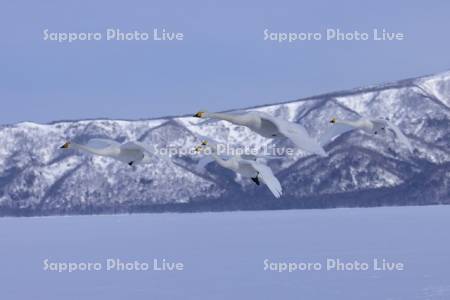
[60, 142, 70, 149]
[193, 112, 204, 118]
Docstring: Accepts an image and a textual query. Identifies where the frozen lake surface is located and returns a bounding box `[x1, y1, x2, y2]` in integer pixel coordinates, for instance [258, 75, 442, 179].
[1, 205, 449, 299]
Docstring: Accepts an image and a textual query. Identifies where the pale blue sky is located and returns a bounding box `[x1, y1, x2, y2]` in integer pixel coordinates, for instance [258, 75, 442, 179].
[1, 0, 449, 124]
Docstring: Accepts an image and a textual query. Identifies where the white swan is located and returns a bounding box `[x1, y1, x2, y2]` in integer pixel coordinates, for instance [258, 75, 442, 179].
[195, 141, 283, 198]
[193, 111, 326, 157]
[60, 138, 158, 166]
[321, 117, 413, 153]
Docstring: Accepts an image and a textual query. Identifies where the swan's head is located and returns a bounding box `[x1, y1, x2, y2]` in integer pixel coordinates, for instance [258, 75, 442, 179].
[193, 111, 206, 118]
[60, 142, 71, 149]
[194, 145, 202, 153]
[330, 118, 337, 124]
[194, 141, 208, 153]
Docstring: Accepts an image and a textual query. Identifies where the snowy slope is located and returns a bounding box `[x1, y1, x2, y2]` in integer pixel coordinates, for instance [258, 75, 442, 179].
[0, 71, 449, 216]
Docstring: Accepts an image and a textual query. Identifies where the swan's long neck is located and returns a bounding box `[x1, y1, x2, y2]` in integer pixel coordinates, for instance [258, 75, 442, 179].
[335, 119, 369, 129]
[206, 112, 247, 126]
[71, 143, 112, 156]
[211, 153, 235, 170]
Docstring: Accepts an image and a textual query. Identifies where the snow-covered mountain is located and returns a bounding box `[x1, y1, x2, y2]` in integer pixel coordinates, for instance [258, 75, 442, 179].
[1, 71, 449, 216]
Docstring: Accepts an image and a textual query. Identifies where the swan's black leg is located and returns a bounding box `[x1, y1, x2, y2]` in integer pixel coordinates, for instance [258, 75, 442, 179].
[251, 172, 260, 186]
[128, 161, 134, 166]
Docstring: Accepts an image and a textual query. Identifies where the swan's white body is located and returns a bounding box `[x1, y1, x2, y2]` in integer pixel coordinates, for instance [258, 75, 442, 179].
[196, 142, 283, 198]
[61, 138, 157, 166]
[321, 118, 413, 153]
[194, 111, 326, 157]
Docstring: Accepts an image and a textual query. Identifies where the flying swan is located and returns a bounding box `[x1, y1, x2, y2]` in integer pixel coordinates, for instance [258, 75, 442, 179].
[195, 140, 283, 198]
[320, 117, 414, 153]
[60, 138, 159, 166]
[193, 110, 327, 157]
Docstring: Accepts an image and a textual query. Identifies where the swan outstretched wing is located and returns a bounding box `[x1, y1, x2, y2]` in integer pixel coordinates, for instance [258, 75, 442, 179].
[373, 120, 413, 153]
[122, 141, 173, 164]
[122, 141, 157, 154]
[266, 116, 327, 157]
[319, 124, 355, 146]
[240, 154, 282, 161]
[248, 161, 283, 198]
[116, 142, 148, 163]
[195, 156, 215, 172]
